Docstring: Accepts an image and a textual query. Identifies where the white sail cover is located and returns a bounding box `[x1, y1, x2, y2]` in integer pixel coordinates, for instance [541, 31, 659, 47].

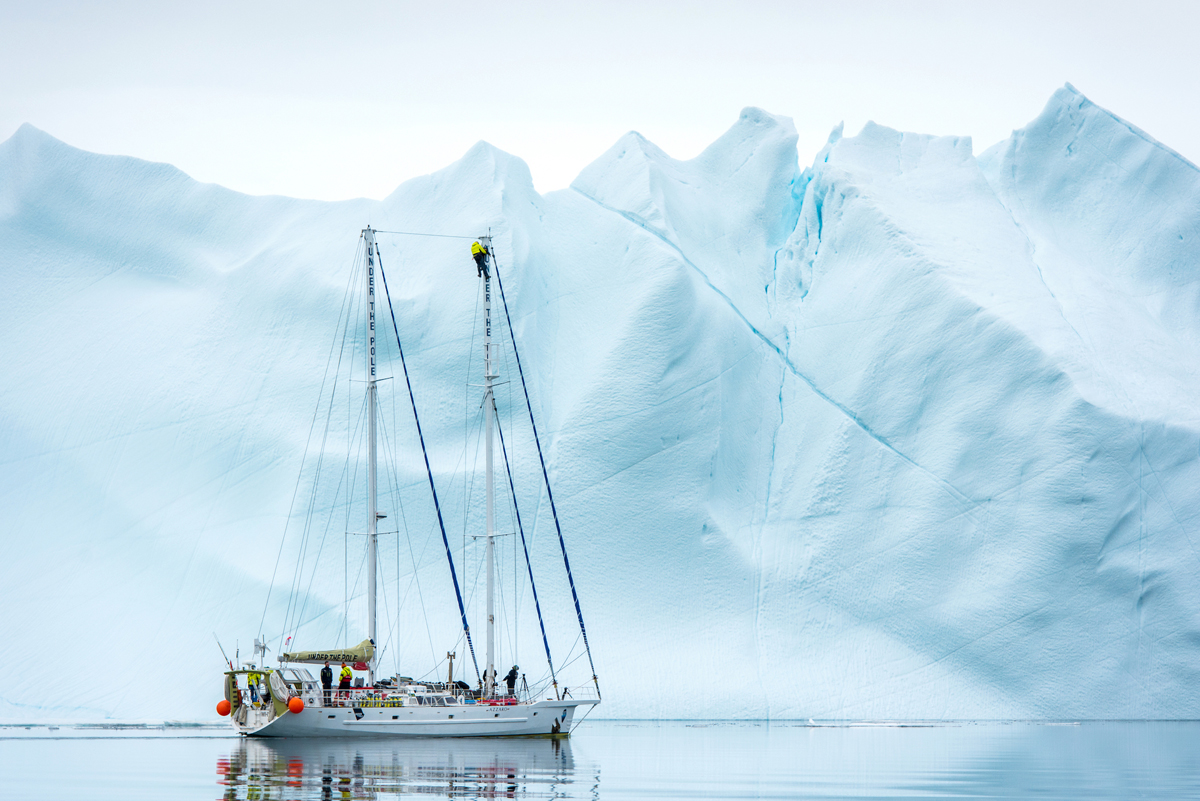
[280, 639, 374, 665]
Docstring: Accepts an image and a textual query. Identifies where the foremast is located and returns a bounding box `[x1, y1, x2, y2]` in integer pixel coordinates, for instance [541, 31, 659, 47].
[364, 227, 379, 686]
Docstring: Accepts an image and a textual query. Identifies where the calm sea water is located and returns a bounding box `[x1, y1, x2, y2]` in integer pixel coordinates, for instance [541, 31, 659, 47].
[1, 720, 1197, 799]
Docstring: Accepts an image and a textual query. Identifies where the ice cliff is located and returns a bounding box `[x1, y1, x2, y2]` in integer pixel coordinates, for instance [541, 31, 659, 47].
[2, 84, 1199, 721]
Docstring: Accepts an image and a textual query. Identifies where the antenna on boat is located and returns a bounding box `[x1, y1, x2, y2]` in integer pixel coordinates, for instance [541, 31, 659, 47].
[214, 633, 233, 670]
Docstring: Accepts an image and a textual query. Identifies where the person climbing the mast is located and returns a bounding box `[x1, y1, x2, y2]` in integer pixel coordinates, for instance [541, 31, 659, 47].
[472, 239, 490, 278]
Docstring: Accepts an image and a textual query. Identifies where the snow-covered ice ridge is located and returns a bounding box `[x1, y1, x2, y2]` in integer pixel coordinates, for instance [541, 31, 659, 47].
[2, 84, 1199, 721]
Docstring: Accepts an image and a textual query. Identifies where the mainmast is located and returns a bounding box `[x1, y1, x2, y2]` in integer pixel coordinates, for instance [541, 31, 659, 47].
[480, 236, 497, 698]
[364, 227, 379, 687]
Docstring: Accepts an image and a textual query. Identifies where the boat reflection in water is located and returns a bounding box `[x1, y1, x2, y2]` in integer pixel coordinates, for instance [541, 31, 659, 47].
[215, 736, 590, 800]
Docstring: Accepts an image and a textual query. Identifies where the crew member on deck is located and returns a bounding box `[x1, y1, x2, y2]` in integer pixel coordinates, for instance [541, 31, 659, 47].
[320, 661, 333, 707]
[338, 662, 353, 704]
[504, 665, 519, 697]
[472, 240, 489, 278]
[247, 669, 262, 704]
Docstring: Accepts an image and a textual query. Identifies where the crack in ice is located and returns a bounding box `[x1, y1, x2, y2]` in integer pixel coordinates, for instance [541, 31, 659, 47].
[571, 186, 975, 511]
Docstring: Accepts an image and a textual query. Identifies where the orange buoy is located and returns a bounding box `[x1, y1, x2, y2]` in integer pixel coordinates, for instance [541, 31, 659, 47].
[288, 696, 304, 714]
[216, 699, 232, 716]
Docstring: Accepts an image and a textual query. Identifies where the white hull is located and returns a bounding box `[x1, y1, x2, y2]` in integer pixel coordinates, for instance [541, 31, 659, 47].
[235, 698, 597, 738]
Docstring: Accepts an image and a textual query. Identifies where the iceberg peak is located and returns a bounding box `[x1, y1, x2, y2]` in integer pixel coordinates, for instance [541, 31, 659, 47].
[5, 122, 55, 147]
[4, 87, 1200, 723]
[379, 139, 541, 241]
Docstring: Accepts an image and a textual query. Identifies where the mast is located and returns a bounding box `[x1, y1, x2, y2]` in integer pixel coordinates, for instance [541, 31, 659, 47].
[482, 236, 497, 698]
[365, 227, 379, 686]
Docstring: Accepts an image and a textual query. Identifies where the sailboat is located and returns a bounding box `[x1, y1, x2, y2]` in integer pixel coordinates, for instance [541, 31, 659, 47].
[216, 228, 600, 737]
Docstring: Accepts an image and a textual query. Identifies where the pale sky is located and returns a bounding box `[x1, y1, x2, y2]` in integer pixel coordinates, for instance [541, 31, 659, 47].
[2, 0, 1196, 200]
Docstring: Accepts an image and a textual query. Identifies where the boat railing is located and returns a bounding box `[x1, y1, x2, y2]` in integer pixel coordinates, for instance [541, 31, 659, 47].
[323, 688, 411, 708]
[559, 683, 601, 701]
[319, 687, 542, 709]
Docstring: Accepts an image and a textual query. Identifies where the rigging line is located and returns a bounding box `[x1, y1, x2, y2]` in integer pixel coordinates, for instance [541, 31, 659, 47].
[461, 413, 487, 643]
[336, 255, 369, 647]
[464, 276, 482, 587]
[282, 323, 363, 645]
[377, 388, 439, 669]
[570, 701, 598, 735]
[379, 441, 436, 678]
[373, 412, 397, 669]
[373, 230, 476, 240]
[341, 393, 368, 647]
[292, 267, 368, 639]
[380, 345, 473, 670]
[403, 465, 408, 681]
[337, 392, 369, 646]
[376, 526, 396, 677]
[345, 535, 370, 610]
[492, 247, 601, 698]
[456, 404, 485, 612]
[262, 238, 362, 642]
[377, 246, 482, 682]
[495, 311, 521, 633]
[378, 378, 411, 673]
[343, 531, 347, 647]
[461, 407, 485, 585]
[290, 407, 358, 647]
[496, 413, 560, 696]
[557, 648, 589, 673]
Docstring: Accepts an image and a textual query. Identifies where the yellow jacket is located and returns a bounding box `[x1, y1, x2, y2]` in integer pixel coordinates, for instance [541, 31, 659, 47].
[339, 666, 353, 683]
[471, 241, 488, 256]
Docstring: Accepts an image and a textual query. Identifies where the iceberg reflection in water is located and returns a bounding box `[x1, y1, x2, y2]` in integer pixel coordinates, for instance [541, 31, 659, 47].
[215, 736, 590, 800]
[2, 721, 1198, 798]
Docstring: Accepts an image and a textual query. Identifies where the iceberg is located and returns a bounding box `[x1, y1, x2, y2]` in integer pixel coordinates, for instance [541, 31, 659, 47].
[1, 84, 1198, 721]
